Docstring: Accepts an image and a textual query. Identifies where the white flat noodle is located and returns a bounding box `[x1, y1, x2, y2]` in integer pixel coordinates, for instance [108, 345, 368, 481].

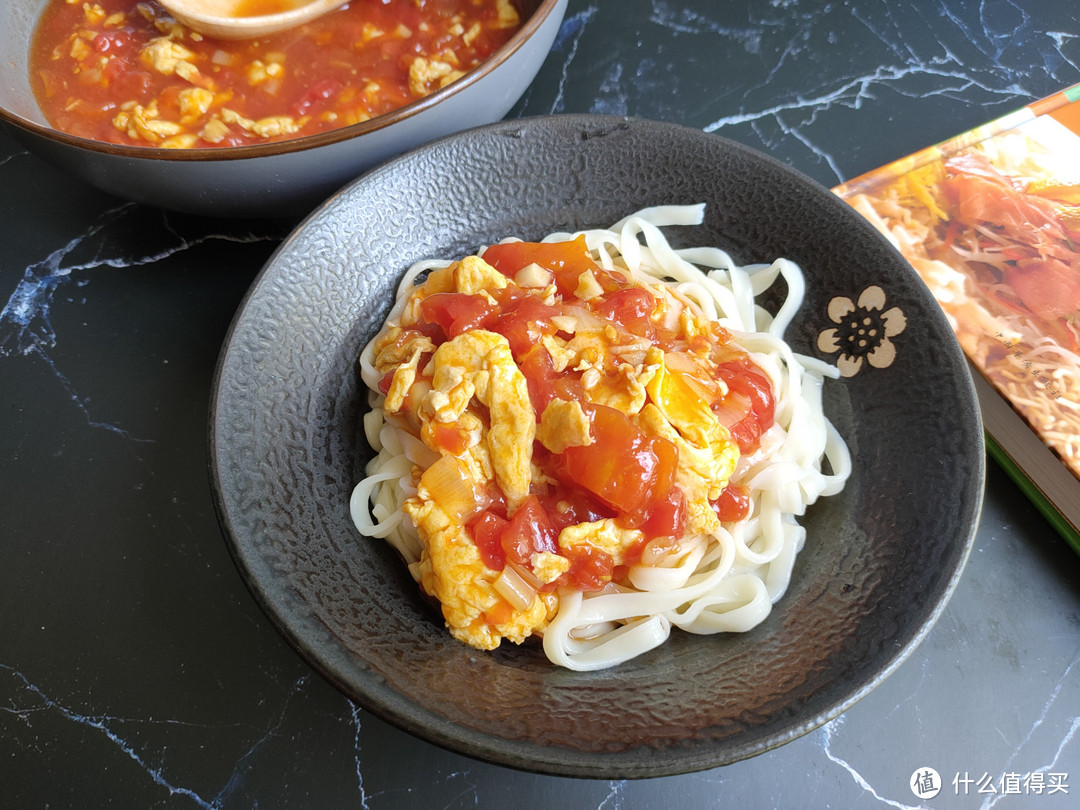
[358, 339, 382, 392]
[350, 204, 852, 670]
[767, 258, 805, 337]
[625, 539, 710, 592]
[667, 574, 772, 633]
[610, 203, 705, 231]
[675, 246, 738, 271]
[545, 613, 672, 672]
[363, 407, 384, 452]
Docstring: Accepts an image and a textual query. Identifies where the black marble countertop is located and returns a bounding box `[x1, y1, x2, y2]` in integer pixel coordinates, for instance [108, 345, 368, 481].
[3, 1, 1080, 807]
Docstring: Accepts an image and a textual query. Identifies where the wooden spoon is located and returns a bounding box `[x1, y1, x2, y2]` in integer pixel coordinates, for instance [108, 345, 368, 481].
[157, 0, 350, 40]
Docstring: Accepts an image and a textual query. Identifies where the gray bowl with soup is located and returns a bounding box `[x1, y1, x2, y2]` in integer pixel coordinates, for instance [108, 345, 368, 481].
[0, 0, 567, 218]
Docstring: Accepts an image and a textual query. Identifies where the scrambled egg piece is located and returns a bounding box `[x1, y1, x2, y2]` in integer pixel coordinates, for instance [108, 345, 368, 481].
[537, 399, 592, 453]
[421, 330, 535, 510]
[177, 87, 214, 123]
[140, 37, 197, 78]
[112, 101, 181, 143]
[495, 0, 521, 28]
[408, 57, 465, 96]
[646, 356, 739, 501]
[406, 492, 551, 650]
[387, 304, 542, 648]
[559, 520, 643, 566]
[454, 254, 508, 296]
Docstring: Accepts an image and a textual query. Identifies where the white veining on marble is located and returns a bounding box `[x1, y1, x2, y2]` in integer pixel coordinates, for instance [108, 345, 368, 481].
[0, 149, 23, 170]
[347, 702, 373, 809]
[820, 715, 928, 810]
[648, 0, 763, 51]
[0, 204, 281, 439]
[1, 202, 133, 358]
[2, 663, 217, 808]
[597, 779, 626, 809]
[547, 6, 599, 113]
[533, 0, 1077, 186]
[1045, 31, 1080, 74]
[0, 205, 276, 359]
[0, 663, 325, 809]
[809, 655, 935, 808]
[979, 653, 1080, 809]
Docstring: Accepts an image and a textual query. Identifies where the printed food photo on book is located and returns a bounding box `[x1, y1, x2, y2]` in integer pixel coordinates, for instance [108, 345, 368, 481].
[834, 83, 1080, 549]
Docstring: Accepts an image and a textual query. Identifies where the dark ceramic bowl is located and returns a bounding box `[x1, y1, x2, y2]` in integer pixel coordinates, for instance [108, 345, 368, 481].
[209, 115, 984, 778]
[0, 0, 565, 218]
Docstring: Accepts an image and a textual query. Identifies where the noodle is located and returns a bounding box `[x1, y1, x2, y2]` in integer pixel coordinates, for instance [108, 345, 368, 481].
[350, 206, 851, 670]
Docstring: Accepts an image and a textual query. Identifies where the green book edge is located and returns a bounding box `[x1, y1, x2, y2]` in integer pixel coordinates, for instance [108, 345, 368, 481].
[984, 433, 1080, 556]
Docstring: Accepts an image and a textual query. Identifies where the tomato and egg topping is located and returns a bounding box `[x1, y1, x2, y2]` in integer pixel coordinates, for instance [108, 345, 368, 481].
[30, 0, 523, 148]
[372, 238, 776, 650]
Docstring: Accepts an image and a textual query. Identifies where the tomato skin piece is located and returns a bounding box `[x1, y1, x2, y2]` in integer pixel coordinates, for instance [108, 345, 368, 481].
[536, 486, 613, 533]
[714, 360, 775, 452]
[92, 30, 131, 55]
[292, 78, 345, 117]
[431, 423, 472, 455]
[483, 235, 595, 277]
[517, 344, 559, 413]
[419, 292, 499, 338]
[490, 295, 560, 357]
[377, 370, 395, 394]
[711, 484, 750, 523]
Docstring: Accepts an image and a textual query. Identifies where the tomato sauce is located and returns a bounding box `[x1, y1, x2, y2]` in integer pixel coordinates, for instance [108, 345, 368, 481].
[30, 0, 524, 148]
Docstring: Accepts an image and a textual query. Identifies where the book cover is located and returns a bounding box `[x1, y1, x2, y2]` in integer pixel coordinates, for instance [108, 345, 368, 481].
[833, 84, 1080, 553]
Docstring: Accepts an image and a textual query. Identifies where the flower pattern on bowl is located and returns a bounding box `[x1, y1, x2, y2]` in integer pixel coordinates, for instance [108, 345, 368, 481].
[817, 286, 907, 377]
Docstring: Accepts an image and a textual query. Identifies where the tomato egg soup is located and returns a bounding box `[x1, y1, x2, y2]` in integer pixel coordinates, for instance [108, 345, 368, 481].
[30, 0, 525, 148]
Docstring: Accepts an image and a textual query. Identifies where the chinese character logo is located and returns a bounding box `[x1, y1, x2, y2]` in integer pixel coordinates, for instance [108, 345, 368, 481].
[911, 767, 942, 799]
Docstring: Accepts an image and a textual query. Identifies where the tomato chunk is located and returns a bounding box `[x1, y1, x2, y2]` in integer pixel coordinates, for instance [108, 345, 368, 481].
[419, 292, 499, 338]
[560, 404, 679, 516]
[536, 483, 612, 530]
[471, 511, 509, 570]
[490, 294, 560, 357]
[483, 236, 617, 297]
[714, 360, 775, 452]
[292, 78, 345, 117]
[639, 485, 687, 540]
[711, 484, 750, 523]
[517, 344, 559, 413]
[563, 544, 615, 592]
[594, 287, 658, 343]
[501, 495, 559, 568]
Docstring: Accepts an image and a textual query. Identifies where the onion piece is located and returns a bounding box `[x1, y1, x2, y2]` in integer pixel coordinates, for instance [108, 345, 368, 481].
[493, 563, 538, 612]
[418, 453, 486, 523]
